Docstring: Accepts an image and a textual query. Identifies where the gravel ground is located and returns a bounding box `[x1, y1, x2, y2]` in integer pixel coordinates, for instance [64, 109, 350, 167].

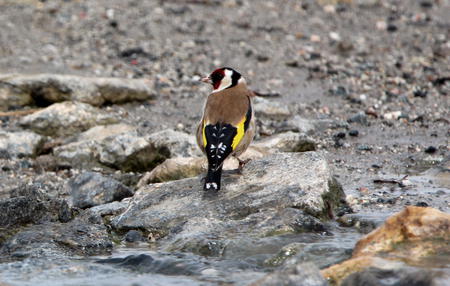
[1, 0, 449, 213]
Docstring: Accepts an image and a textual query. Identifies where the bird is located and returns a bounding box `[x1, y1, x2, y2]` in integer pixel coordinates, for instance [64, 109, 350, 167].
[196, 67, 256, 191]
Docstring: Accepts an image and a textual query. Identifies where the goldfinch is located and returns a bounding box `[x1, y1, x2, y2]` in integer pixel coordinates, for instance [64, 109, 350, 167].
[196, 67, 255, 191]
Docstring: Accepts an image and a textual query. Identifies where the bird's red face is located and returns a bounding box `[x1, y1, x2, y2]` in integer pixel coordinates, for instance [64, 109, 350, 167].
[201, 67, 242, 93]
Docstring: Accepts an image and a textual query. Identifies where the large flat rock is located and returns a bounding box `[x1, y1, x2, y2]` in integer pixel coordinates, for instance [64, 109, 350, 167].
[0, 74, 154, 110]
[111, 152, 347, 254]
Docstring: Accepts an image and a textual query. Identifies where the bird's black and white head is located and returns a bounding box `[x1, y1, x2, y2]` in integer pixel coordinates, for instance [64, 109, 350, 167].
[201, 67, 244, 93]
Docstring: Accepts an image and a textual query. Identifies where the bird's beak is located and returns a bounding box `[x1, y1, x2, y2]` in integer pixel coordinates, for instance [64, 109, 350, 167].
[201, 77, 211, 84]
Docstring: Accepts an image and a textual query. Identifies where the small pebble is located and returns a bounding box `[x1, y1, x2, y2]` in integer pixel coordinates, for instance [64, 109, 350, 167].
[357, 144, 373, 151]
[424, 146, 437, 154]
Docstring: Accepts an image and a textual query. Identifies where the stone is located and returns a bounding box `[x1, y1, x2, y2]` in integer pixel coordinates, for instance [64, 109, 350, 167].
[253, 97, 292, 119]
[0, 130, 45, 158]
[96, 253, 202, 276]
[55, 128, 199, 172]
[0, 79, 33, 110]
[0, 74, 154, 110]
[137, 146, 267, 186]
[76, 123, 136, 142]
[66, 172, 134, 209]
[0, 183, 72, 228]
[137, 157, 205, 186]
[342, 266, 435, 286]
[19, 101, 118, 137]
[0, 196, 46, 228]
[347, 112, 368, 126]
[0, 219, 113, 259]
[250, 262, 327, 286]
[285, 115, 316, 134]
[322, 207, 450, 285]
[253, 131, 317, 152]
[352, 206, 450, 258]
[53, 124, 136, 169]
[97, 131, 170, 172]
[146, 129, 201, 158]
[111, 152, 347, 254]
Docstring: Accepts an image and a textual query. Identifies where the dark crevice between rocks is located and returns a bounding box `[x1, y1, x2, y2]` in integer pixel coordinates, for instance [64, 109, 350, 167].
[29, 84, 72, 107]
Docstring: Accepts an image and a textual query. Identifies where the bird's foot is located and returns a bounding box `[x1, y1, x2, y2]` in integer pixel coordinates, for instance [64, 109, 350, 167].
[237, 158, 251, 173]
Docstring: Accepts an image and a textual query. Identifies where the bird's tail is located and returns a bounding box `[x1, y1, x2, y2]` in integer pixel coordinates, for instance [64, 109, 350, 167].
[204, 165, 223, 191]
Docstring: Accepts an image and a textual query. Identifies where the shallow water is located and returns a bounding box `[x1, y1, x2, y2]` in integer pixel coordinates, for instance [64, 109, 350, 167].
[0, 224, 361, 286]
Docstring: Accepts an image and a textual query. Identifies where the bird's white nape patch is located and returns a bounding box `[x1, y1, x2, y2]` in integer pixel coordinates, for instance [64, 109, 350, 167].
[211, 69, 233, 93]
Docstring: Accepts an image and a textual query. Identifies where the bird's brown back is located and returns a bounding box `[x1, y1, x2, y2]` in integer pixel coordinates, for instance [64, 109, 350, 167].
[203, 82, 251, 126]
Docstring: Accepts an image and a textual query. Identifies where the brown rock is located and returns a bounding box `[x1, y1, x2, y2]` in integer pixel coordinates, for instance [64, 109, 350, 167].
[321, 206, 450, 285]
[352, 206, 450, 258]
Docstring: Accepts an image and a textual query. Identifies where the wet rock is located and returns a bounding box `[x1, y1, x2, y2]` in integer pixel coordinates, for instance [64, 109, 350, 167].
[0, 74, 154, 109]
[111, 152, 347, 253]
[66, 172, 133, 209]
[322, 207, 450, 285]
[251, 262, 327, 286]
[0, 183, 71, 228]
[253, 97, 292, 119]
[263, 242, 305, 267]
[253, 131, 317, 152]
[124, 230, 143, 243]
[0, 130, 45, 158]
[0, 196, 47, 228]
[96, 253, 201, 276]
[352, 206, 449, 258]
[342, 266, 434, 286]
[0, 219, 112, 259]
[19, 102, 118, 137]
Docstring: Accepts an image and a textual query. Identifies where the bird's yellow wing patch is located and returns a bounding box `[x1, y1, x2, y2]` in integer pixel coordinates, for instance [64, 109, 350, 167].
[231, 116, 246, 150]
[202, 120, 207, 148]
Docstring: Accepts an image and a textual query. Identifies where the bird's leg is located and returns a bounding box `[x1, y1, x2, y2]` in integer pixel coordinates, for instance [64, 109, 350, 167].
[236, 157, 251, 172]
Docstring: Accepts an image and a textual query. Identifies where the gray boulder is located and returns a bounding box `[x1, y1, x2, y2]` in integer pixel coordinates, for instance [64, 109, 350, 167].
[147, 129, 202, 158]
[53, 123, 136, 169]
[67, 172, 134, 209]
[253, 131, 316, 152]
[0, 183, 72, 229]
[111, 152, 347, 255]
[0, 73, 154, 109]
[55, 127, 199, 172]
[0, 130, 45, 158]
[19, 101, 118, 137]
[97, 131, 170, 172]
